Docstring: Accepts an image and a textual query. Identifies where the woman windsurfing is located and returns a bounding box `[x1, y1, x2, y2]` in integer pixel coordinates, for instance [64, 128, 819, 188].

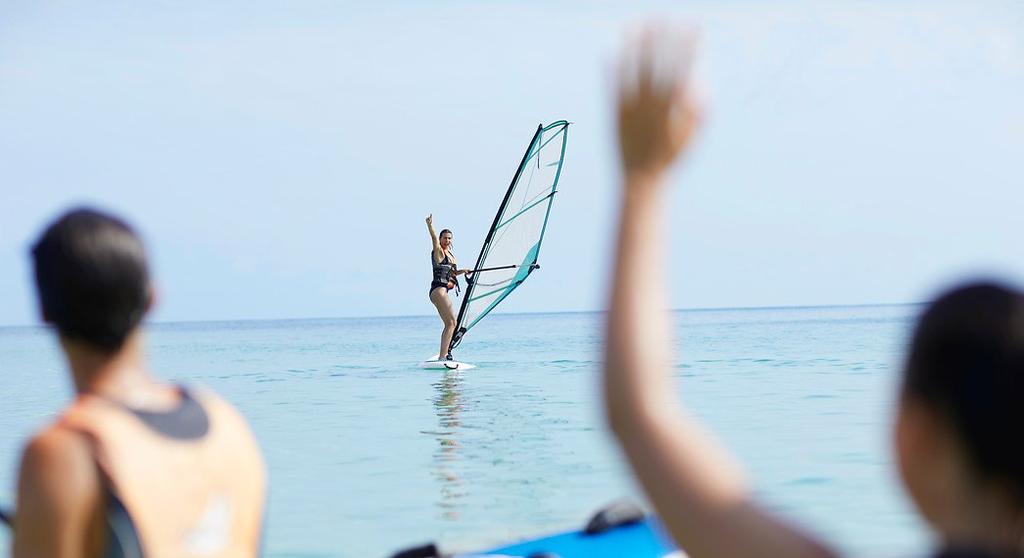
[426, 214, 468, 362]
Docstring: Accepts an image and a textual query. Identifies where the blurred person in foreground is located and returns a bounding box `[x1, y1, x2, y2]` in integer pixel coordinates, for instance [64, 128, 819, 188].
[604, 24, 1024, 558]
[13, 207, 266, 558]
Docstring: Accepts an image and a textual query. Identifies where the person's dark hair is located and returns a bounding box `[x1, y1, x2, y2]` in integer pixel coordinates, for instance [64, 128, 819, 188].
[903, 281, 1024, 497]
[439, 229, 452, 238]
[31, 207, 151, 352]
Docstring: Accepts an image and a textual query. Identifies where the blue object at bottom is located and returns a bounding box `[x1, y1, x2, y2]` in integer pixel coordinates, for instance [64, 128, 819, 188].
[460, 518, 677, 557]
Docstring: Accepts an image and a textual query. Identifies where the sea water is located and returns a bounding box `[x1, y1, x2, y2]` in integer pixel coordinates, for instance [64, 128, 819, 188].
[0, 305, 931, 557]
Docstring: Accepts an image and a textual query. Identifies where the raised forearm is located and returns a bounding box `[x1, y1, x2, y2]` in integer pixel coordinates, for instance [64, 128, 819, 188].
[605, 172, 748, 515]
[605, 175, 833, 558]
[605, 175, 674, 424]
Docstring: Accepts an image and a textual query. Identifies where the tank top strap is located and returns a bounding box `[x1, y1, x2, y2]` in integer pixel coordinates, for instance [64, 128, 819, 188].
[57, 387, 266, 558]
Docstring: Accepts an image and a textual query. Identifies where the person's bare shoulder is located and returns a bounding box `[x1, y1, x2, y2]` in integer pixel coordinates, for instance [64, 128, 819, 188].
[21, 424, 96, 490]
[15, 424, 102, 558]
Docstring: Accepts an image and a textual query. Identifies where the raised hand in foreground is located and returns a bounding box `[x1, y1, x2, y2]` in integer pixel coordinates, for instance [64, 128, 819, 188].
[604, 24, 837, 558]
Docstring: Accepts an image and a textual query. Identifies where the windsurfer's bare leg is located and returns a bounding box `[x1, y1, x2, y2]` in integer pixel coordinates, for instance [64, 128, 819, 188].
[430, 287, 457, 359]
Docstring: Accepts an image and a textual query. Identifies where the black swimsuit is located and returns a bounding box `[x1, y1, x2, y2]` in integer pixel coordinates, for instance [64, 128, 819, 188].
[430, 250, 457, 294]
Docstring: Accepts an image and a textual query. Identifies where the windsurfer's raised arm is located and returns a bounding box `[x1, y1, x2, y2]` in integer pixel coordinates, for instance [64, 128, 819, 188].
[603, 26, 837, 558]
[426, 214, 442, 262]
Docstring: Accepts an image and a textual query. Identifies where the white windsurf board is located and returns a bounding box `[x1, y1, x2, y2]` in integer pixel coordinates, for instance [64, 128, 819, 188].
[421, 355, 476, 370]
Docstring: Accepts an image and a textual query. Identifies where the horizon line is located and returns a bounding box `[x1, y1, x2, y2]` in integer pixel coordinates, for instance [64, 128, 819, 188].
[0, 300, 924, 330]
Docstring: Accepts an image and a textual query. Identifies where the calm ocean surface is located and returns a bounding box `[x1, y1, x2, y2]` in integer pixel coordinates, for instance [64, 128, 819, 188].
[0, 305, 932, 557]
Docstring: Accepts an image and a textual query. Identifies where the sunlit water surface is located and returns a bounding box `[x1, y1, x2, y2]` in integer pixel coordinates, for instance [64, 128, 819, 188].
[0, 306, 931, 557]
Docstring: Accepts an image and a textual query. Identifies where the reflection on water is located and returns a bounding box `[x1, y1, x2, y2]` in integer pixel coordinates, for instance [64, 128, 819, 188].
[430, 370, 466, 520]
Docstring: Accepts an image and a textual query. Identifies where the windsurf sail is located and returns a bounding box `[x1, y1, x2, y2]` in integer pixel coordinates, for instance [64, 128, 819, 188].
[449, 120, 569, 352]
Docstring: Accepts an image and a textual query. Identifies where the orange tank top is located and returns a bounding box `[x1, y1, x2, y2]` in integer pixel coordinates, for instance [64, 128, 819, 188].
[59, 387, 266, 558]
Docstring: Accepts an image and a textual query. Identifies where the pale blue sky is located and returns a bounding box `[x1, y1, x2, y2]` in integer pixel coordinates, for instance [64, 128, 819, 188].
[1, 1, 1022, 325]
